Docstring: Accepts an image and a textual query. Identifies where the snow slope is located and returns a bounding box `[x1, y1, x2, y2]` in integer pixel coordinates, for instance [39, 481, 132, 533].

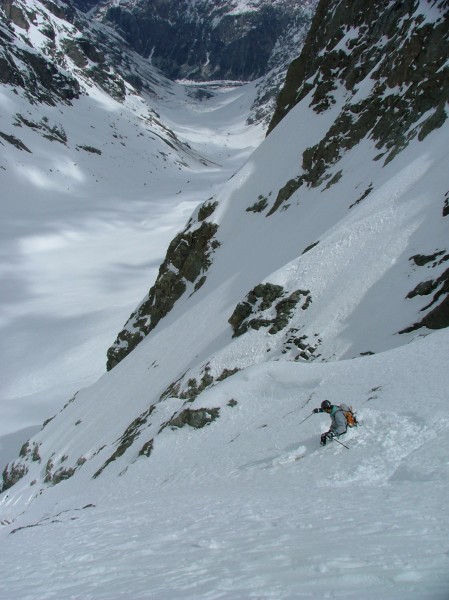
[1, 81, 448, 599]
[0, 0, 448, 598]
[0, 330, 448, 599]
[0, 75, 262, 440]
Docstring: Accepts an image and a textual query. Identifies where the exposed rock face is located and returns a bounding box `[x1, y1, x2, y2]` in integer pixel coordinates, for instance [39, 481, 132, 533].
[107, 216, 220, 370]
[229, 283, 312, 337]
[401, 253, 449, 333]
[165, 407, 220, 430]
[74, 0, 316, 82]
[264, 0, 449, 202]
[268, 0, 449, 173]
[0, 0, 81, 105]
[0, 0, 171, 109]
[1, 461, 28, 493]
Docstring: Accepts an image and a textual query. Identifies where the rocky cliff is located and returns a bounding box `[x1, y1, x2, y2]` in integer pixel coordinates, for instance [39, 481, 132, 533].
[74, 0, 317, 83]
[269, 0, 449, 141]
[0, 0, 180, 107]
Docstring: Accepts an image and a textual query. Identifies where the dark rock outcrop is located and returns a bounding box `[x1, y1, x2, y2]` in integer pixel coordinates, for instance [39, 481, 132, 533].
[229, 283, 311, 337]
[107, 220, 220, 370]
[76, 0, 315, 83]
[0, 3, 81, 105]
[165, 407, 220, 430]
[1, 461, 28, 493]
[401, 253, 449, 333]
[268, 0, 449, 194]
[0, 0, 167, 109]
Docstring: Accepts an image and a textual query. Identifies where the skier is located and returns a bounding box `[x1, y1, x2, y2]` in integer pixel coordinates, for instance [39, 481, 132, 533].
[313, 400, 347, 446]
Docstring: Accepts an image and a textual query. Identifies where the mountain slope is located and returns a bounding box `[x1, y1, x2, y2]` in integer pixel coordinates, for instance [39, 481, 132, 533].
[107, 0, 449, 369]
[81, 0, 317, 82]
[1, 329, 448, 598]
[2, 0, 448, 493]
[2, 0, 448, 502]
[74, 0, 319, 126]
[1, 0, 449, 597]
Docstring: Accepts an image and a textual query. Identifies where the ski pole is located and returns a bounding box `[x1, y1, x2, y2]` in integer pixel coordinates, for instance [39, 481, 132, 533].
[334, 437, 350, 450]
[298, 413, 314, 426]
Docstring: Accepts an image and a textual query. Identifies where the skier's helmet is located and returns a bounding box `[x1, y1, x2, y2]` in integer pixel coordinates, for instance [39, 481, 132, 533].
[321, 400, 332, 410]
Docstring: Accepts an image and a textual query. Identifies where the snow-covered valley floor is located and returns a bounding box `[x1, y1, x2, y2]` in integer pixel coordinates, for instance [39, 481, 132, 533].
[0, 78, 264, 463]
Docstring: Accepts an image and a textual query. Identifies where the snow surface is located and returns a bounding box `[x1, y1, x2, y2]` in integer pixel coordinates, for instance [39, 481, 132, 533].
[1, 331, 448, 599]
[1, 84, 448, 594]
[226, 0, 316, 17]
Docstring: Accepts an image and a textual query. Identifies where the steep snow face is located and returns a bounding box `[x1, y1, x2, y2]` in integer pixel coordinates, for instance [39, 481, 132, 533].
[1, 329, 449, 599]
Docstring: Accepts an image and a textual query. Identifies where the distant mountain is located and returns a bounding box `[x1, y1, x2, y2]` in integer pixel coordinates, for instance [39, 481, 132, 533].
[1, 0, 181, 109]
[74, 0, 317, 83]
[70, 0, 318, 125]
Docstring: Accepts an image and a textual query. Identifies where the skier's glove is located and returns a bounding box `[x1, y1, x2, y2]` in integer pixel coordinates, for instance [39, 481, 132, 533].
[313, 408, 320, 414]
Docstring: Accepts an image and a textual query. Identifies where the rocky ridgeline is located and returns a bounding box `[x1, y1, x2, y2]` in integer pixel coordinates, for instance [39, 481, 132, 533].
[106, 201, 221, 371]
[0, 0, 169, 109]
[268, 0, 449, 184]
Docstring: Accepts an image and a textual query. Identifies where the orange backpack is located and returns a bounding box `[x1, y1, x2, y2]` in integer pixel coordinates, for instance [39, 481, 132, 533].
[339, 404, 358, 427]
